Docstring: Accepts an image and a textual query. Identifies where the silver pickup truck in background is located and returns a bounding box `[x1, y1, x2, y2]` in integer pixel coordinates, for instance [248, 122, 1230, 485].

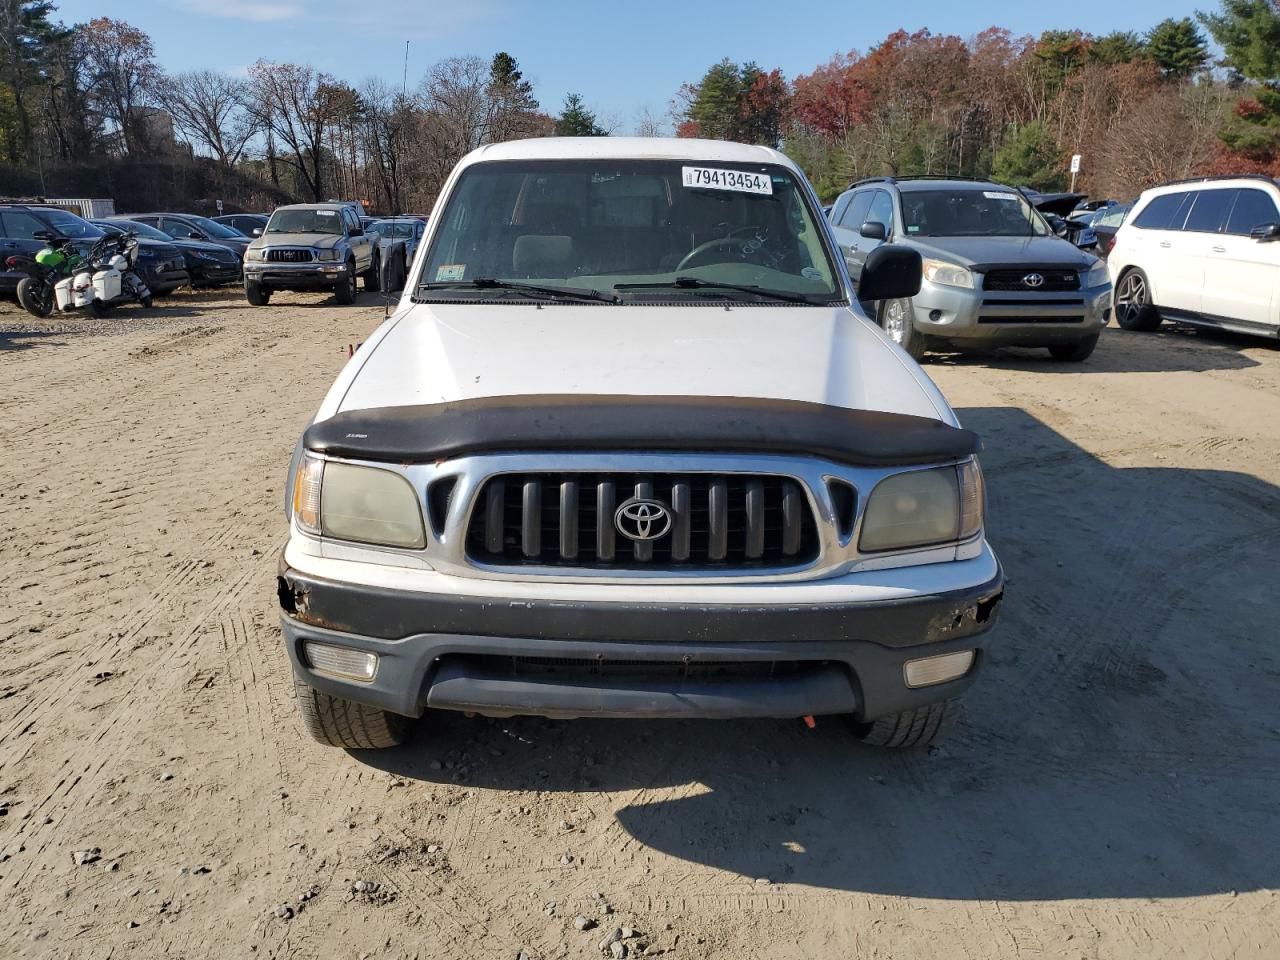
[243, 202, 383, 306]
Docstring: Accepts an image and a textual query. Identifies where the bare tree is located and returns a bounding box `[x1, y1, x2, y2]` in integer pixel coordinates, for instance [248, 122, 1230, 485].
[153, 69, 257, 167]
[245, 60, 351, 201]
[81, 16, 158, 156]
[633, 105, 664, 137]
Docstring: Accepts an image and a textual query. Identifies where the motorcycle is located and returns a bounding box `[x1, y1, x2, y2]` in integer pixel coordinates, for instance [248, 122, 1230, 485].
[6, 235, 85, 318]
[49, 231, 152, 317]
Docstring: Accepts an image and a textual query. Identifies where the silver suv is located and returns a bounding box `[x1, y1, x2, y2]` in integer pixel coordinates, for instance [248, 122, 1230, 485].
[243, 203, 380, 305]
[828, 177, 1112, 361]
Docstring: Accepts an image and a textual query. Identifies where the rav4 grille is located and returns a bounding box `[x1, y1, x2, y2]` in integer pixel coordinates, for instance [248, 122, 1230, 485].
[465, 473, 820, 570]
[982, 268, 1079, 291]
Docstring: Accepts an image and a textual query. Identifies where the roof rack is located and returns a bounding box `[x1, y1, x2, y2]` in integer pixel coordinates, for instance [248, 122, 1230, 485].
[1158, 173, 1279, 188]
[848, 174, 1008, 190]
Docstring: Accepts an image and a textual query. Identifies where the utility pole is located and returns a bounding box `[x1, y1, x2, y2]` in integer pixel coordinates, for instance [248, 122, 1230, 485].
[403, 41, 409, 97]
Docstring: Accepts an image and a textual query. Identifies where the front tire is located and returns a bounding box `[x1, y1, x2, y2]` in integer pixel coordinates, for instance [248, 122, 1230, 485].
[850, 700, 952, 748]
[245, 281, 271, 306]
[1113, 269, 1161, 331]
[334, 263, 357, 305]
[878, 297, 926, 360]
[293, 677, 410, 749]
[1048, 334, 1099, 362]
[16, 277, 52, 318]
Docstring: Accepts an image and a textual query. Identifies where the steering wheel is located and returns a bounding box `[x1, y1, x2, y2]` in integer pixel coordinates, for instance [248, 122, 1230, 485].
[676, 226, 767, 272]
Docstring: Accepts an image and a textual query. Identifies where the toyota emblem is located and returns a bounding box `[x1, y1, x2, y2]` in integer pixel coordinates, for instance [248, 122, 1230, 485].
[614, 497, 673, 542]
[1023, 272, 1045, 288]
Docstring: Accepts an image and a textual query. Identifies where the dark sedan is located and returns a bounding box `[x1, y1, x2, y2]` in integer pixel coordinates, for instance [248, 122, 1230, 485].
[214, 213, 268, 238]
[1087, 203, 1131, 257]
[96, 219, 241, 287]
[116, 213, 251, 268]
[1, 205, 188, 295]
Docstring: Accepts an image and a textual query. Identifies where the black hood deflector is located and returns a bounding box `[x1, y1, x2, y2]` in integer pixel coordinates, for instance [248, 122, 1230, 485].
[303, 395, 980, 467]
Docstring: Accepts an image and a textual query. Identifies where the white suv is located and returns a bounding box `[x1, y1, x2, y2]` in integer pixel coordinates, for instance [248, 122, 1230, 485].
[278, 138, 1004, 751]
[1109, 176, 1280, 337]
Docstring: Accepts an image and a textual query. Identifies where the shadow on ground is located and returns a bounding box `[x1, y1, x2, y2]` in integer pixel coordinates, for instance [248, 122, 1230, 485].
[360, 405, 1280, 902]
[927, 324, 1272, 373]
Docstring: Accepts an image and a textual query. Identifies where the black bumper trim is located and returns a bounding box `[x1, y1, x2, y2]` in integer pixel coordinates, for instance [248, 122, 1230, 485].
[277, 562, 1004, 649]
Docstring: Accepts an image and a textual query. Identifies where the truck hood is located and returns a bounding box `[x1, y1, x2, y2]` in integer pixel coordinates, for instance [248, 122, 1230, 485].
[327, 303, 950, 423]
[908, 235, 1096, 269]
[253, 232, 342, 250]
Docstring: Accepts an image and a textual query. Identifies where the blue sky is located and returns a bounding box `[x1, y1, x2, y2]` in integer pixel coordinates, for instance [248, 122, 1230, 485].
[59, 0, 1210, 131]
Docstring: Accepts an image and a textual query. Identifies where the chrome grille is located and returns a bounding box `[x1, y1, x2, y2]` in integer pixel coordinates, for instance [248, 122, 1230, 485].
[983, 268, 1079, 291]
[266, 248, 314, 263]
[465, 473, 820, 569]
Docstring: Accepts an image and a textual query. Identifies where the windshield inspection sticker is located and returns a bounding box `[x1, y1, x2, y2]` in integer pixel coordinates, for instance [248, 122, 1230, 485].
[435, 264, 466, 282]
[316, 209, 337, 216]
[682, 166, 773, 195]
[983, 191, 1019, 201]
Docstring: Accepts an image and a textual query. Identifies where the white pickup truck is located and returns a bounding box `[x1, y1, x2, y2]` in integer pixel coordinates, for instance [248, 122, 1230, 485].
[278, 138, 1004, 750]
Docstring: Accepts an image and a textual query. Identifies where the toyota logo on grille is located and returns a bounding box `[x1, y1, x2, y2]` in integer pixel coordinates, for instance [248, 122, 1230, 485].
[614, 498, 673, 542]
[1023, 272, 1046, 288]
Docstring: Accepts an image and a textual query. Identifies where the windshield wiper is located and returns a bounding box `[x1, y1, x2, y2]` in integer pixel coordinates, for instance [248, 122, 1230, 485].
[614, 276, 827, 305]
[418, 277, 619, 303]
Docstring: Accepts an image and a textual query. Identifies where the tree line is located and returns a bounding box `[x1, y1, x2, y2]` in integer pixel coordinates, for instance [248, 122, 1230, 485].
[0, 0, 1276, 212]
[677, 2, 1280, 199]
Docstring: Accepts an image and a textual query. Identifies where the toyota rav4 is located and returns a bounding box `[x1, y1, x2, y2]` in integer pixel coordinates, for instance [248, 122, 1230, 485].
[278, 138, 1004, 750]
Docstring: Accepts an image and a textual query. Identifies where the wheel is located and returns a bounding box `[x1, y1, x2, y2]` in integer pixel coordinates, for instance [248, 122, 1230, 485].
[1113, 269, 1161, 331]
[1048, 334, 1099, 362]
[850, 700, 952, 748]
[90, 299, 116, 318]
[334, 263, 357, 304]
[245, 281, 271, 306]
[363, 253, 381, 292]
[16, 277, 53, 318]
[878, 297, 926, 360]
[140, 294, 153, 309]
[293, 677, 410, 749]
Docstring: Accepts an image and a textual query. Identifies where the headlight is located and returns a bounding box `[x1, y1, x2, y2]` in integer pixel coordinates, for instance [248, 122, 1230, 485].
[193, 251, 219, 262]
[1083, 260, 1109, 288]
[859, 461, 984, 553]
[292, 457, 425, 548]
[315, 248, 341, 262]
[246, 248, 265, 262]
[922, 258, 973, 289]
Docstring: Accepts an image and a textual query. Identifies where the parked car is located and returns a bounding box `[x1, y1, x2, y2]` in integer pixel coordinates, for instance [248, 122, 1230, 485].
[1070, 199, 1117, 222]
[828, 176, 1111, 361]
[1, 204, 188, 296]
[1087, 203, 1131, 257]
[95, 219, 239, 288]
[214, 213, 269, 237]
[118, 213, 251, 265]
[243, 203, 381, 305]
[1108, 175, 1280, 338]
[277, 136, 1004, 750]
[369, 217, 426, 263]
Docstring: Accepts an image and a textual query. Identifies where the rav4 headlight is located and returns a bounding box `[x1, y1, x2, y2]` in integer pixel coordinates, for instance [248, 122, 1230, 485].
[314, 248, 341, 262]
[859, 460, 984, 553]
[292, 457, 425, 548]
[922, 258, 974, 289]
[1083, 260, 1109, 288]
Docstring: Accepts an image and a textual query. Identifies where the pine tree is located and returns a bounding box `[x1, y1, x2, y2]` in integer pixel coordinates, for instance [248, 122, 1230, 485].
[554, 93, 605, 137]
[1145, 18, 1209, 79]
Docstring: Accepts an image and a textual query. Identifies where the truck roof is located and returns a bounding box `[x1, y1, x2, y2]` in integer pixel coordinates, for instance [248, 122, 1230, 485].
[461, 136, 796, 171]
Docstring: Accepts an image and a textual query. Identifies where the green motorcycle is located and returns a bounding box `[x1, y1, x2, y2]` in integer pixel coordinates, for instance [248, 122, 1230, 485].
[8, 234, 86, 318]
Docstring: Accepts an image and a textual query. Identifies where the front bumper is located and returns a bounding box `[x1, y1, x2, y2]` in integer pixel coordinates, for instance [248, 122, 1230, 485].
[245, 261, 346, 290]
[277, 550, 1004, 723]
[190, 261, 241, 285]
[912, 278, 1111, 346]
[142, 266, 190, 294]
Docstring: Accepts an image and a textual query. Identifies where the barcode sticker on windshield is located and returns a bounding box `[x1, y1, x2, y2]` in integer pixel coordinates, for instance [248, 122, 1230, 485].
[316, 210, 337, 216]
[983, 191, 1019, 201]
[436, 264, 465, 281]
[682, 167, 773, 195]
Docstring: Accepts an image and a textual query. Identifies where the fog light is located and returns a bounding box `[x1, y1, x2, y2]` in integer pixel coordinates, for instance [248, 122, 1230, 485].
[903, 650, 974, 688]
[304, 641, 378, 682]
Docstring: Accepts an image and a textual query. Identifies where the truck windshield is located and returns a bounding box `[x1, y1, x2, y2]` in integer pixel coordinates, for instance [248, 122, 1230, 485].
[266, 210, 345, 235]
[901, 190, 1051, 238]
[416, 159, 842, 304]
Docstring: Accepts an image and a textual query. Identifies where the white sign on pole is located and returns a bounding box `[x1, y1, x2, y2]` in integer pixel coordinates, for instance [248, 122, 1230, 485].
[1070, 154, 1082, 174]
[216, 199, 224, 213]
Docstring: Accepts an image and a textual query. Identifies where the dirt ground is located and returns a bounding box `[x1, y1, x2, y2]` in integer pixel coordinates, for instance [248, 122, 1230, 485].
[2, 288, 1279, 960]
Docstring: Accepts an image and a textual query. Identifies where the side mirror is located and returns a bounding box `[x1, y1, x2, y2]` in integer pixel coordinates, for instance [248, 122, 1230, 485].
[859, 221, 887, 241]
[1250, 222, 1280, 242]
[191, 231, 206, 241]
[349, 226, 363, 237]
[859, 244, 922, 302]
[33, 231, 55, 241]
[252, 227, 263, 237]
